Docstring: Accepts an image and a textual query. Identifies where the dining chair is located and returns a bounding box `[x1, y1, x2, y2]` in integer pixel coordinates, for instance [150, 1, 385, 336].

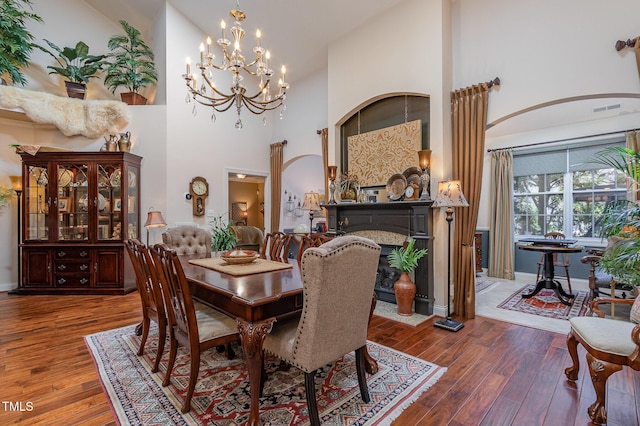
[259, 231, 292, 260]
[295, 233, 333, 262]
[262, 235, 381, 426]
[124, 239, 167, 373]
[150, 243, 240, 413]
[565, 295, 640, 424]
[535, 231, 572, 294]
[162, 225, 212, 255]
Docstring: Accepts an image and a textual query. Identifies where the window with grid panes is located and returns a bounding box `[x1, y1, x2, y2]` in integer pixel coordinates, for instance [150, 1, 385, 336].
[513, 137, 627, 240]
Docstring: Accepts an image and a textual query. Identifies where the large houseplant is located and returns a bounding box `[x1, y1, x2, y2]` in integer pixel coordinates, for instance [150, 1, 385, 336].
[104, 20, 158, 105]
[210, 214, 237, 252]
[0, 0, 42, 86]
[36, 39, 106, 99]
[388, 237, 428, 316]
[591, 146, 640, 288]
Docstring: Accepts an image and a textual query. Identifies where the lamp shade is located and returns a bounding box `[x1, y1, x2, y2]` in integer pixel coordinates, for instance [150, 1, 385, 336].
[144, 210, 167, 229]
[433, 180, 469, 208]
[9, 176, 22, 192]
[417, 150, 431, 170]
[302, 192, 322, 212]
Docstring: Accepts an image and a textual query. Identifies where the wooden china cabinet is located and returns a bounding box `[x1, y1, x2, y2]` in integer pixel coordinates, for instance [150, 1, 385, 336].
[16, 151, 142, 295]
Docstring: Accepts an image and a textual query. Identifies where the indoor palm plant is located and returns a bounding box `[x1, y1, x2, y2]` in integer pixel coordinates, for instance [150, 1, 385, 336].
[591, 146, 640, 288]
[210, 214, 237, 252]
[0, 0, 42, 86]
[388, 237, 428, 315]
[104, 20, 158, 105]
[36, 39, 106, 99]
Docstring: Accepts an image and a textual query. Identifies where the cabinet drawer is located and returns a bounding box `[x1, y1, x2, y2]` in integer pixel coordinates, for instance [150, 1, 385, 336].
[55, 261, 91, 273]
[54, 248, 90, 260]
[54, 274, 91, 287]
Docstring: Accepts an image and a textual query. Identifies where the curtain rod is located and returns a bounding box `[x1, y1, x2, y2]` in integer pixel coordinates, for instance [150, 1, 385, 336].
[486, 128, 638, 153]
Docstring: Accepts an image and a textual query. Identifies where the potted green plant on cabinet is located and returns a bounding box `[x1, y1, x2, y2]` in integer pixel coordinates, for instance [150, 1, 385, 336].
[36, 40, 106, 99]
[0, 0, 42, 86]
[591, 146, 640, 288]
[388, 237, 428, 316]
[210, 214, 237, 252]
[104, 20, 158, 105]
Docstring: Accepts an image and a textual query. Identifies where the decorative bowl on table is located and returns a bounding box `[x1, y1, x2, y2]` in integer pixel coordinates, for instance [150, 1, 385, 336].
[220, 249, 259, 264]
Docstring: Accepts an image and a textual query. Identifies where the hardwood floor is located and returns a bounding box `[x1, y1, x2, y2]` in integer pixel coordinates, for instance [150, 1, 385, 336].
[1, 291, 639, 425]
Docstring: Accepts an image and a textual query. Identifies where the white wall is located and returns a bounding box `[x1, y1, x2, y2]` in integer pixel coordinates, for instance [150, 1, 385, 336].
[280, 155, 325, 231]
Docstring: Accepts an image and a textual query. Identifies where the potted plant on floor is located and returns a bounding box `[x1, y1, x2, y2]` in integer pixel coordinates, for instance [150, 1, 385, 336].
[591, 146, 640, 289]
[36, 40, 106, 99]
[210, 214, 237, 252]
[388, 237, 428, 316]
[0, 0, 43, 86]
[104, 20, 158, 105]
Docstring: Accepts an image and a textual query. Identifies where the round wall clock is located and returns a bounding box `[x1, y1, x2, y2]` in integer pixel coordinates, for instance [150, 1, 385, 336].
[189, 176, 209, 216]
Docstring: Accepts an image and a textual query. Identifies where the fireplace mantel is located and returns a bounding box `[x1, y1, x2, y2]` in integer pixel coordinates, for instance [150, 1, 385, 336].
[323, 201, 434, 315]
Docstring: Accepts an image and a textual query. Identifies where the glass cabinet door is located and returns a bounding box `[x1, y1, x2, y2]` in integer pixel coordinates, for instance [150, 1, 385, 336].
[57, 163, 89, 241]
[97, 163, 122, 241]
[126, 165, 139, 240]
[25, 164, 50, 241]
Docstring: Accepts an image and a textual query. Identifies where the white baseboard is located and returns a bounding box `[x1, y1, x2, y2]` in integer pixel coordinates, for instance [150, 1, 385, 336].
[0, 282, 17, 292]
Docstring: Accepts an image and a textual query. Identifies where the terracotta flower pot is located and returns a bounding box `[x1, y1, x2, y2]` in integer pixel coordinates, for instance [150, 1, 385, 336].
[120, 92, 147, 105]
[394, 272, 416, 316]
[65, 81, 86, 99]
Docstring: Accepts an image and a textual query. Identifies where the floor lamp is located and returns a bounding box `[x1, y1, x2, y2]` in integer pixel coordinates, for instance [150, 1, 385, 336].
[144, 208, 167, 246]
[433, 180, 469, 332]
[10, 176, 22, 291]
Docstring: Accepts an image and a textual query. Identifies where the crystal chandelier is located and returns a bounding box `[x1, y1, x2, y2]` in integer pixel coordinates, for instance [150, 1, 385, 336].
[182, 1, 290, 129]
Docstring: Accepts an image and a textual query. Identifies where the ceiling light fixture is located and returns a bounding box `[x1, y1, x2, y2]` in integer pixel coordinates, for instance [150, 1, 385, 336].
[182, 0, 290, 129]
[236, 173, 246, 179]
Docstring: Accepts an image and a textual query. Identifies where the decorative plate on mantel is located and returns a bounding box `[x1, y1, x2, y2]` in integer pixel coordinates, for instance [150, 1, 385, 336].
[386, 174, 407, 201]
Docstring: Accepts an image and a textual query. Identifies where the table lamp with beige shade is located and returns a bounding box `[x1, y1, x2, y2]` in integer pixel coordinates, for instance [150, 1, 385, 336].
[302, 191, 322, 232]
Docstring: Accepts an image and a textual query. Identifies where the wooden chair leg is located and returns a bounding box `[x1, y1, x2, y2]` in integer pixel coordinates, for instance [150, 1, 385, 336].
[138, 317, 150, 356]
[182, 349, 200, 413]
[564, 331, 580, 381]
[355, 346, 370, 403]
[162, 337, 178, 387]
[585, 352, 623, 425]
[564, 265, 572, 294]
[152, 320, 166, 373]
[304, 370, 320, 426]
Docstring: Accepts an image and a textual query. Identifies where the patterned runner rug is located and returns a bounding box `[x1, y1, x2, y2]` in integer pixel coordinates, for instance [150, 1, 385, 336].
[85, 325, 446, 425]
[497, 285, 590, 320]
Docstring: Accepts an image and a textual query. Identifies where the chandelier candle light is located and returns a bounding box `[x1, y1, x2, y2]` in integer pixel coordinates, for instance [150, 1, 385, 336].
[183, 1, 290, 129]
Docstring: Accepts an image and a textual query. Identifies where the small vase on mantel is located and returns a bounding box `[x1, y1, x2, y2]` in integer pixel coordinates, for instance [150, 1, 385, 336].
[394, 272, 416, 316]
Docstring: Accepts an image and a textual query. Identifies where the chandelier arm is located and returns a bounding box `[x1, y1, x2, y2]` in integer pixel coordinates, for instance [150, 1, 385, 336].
[192, 95, 236, 112]
[200, 72, 237, 100]
[242, 97, 284, 113]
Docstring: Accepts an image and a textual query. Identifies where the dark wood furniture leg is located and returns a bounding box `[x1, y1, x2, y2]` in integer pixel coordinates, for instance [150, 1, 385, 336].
[237, 318, 275, 426]
[586, 352, 622, 425]
[522, 251, 574, 305]
[364, 293, 379, 374]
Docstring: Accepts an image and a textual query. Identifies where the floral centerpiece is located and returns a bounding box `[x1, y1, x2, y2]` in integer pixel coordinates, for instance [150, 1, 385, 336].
[338, 171, 359, 201]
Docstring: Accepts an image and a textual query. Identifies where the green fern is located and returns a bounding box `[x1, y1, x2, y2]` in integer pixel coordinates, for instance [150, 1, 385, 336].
[387, 238, 428, 274]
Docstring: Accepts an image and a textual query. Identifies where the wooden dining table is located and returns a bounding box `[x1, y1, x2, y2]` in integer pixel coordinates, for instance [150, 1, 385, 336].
[178, 253, 379, 426]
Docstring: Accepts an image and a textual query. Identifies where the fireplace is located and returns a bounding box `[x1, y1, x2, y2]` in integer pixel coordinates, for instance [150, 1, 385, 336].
[323, 201, 434, 315]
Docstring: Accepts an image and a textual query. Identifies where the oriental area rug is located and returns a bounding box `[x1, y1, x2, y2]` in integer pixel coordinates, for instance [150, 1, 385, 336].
[497, 284, 590, 320]
[85, 325, 446, 426]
